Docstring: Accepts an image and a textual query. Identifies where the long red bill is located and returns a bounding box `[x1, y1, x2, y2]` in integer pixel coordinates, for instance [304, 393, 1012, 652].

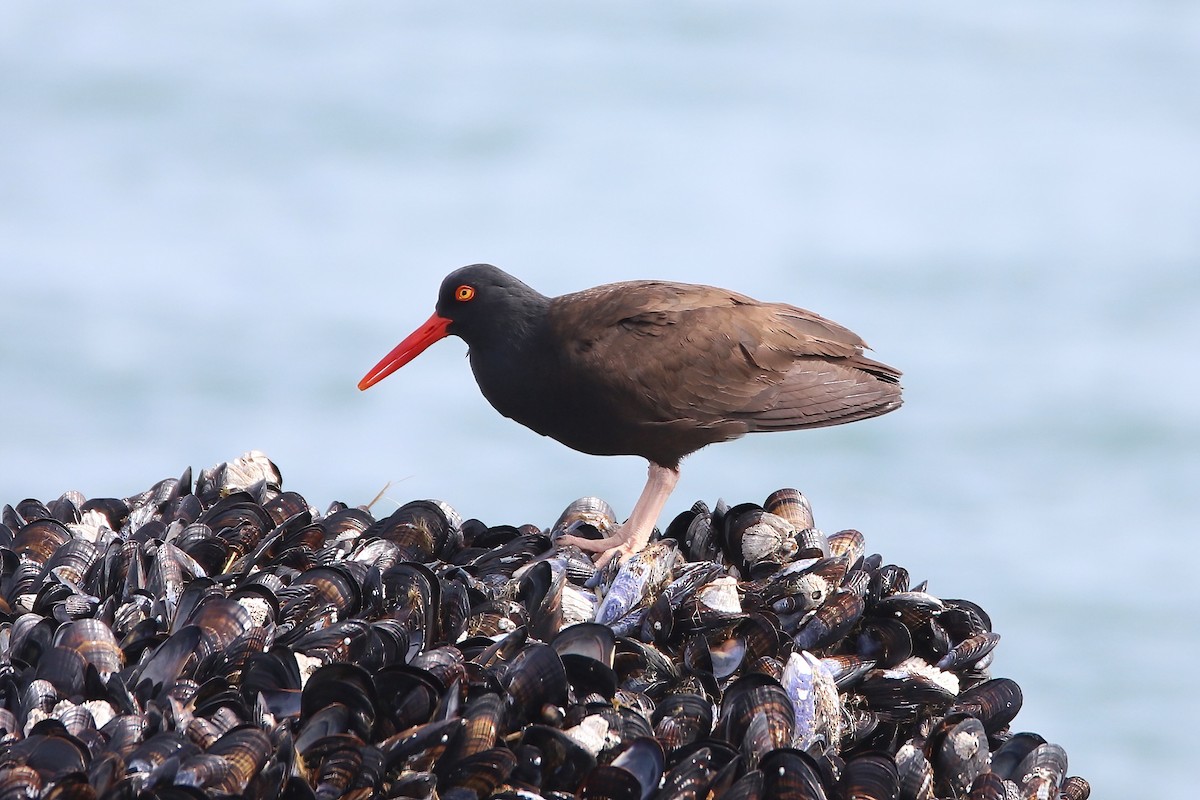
[358, 313, 452, 390]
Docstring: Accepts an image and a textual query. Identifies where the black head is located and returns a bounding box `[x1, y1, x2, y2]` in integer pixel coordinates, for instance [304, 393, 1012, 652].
[434, 264, 548, 344]
[359, 264, 548, 391]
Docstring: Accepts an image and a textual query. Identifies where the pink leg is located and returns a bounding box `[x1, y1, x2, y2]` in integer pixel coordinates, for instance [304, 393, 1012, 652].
[556, 462, 680, 566]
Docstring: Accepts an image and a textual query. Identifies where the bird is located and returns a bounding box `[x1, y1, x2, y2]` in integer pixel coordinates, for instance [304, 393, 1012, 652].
[358, 264, 901, 566]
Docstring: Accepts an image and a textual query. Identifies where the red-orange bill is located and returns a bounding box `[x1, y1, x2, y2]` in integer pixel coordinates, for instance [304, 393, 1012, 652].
[358, 313, 451, 390]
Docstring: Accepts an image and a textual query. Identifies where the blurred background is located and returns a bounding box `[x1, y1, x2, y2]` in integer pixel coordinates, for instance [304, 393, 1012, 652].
[2, 1, 1197, 793]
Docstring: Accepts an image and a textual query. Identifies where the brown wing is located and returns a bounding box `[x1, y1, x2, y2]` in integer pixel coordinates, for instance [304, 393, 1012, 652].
[547, 280, 901, 435]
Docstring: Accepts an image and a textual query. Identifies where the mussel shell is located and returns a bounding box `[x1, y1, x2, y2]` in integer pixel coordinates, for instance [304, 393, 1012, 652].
[765, 556, 848, 617]
[300, 663, 378, 741]
[553, 624, 619, 700]
[1014, 741, 1068, 789]
[78, 497, 130, 531]
[518, 724, 597, 793]
[517, 560, 564, 641]
[197, 494, 275, 560]
[184, 597, 255, 664]
[929, 715, 989, 797]
[608, 736, 665, 800]
[54, 619, 124, 675]
[370, 499, 462, 563]
[664, 501, 717, 564]
[381, 562, 440, 657]
[1060, 775, 1091, 800]
[614, 637, 681, 695]
[261, 491, 311, 527]
[856, 666, 957, 717]
[722, 506, 798, 571]
[840, 752, 899, 800]
[290, 564, 363, 618]
[441, 745, 518, 798]
[781, 651, 842, 753]
[39, 538, 98, 588]
[652, 693, 714, 753]
[989, 732, 1046, 781]
[175, 524, 229, 577]
[872, 591, 944, 629]
[870, 564, 910, 600]
[820, 654, 876, 691]
[656, 744, 720, 800]
[792, 589, 865, 651]
[552, 496, 618, 539]
[12, 518, 72, 565]
[758, 747, 829, 800]
[410, 645, 466, 691]
[0, 452, 1090, 800]
[444, 692, 505, 762]
[503, 643, 569, 727]
[717, 673, 794, 765]
[204, 724, 273, 795]
[965, 771, 1008, 800]
[856, 617, 914, 669]
[35, 645, 87, 697]
[948, 677, 1022, 734]
[826, 528, 866, 567]
[936, 631, 1000, 672]
[895, 741, 934, 800]
[8, 612, 57, 666]
[194, 450, 280, 501]
[577, 764, 644, 800]
[763, 488, 814, 531]
[47, 492, 84, 525]
[7, 731, 90, 779]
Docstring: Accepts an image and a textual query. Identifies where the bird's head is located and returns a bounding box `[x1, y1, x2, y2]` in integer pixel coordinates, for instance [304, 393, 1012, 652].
[358, 264, 545, 390]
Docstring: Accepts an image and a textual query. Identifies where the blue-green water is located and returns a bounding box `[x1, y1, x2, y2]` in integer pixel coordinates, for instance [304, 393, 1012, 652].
[2, 2, 1198, 793]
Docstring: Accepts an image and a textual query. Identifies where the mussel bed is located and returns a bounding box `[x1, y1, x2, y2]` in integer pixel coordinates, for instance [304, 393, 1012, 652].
[0, 451, 1087, 800]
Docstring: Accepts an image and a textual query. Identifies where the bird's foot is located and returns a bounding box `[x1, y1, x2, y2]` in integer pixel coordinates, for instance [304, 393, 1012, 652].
[555, 462, 680, 567]
[556, 532, 640, 568]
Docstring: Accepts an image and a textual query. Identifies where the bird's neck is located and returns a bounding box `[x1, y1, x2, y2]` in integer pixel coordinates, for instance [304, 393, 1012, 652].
[464, 292, 551, 377]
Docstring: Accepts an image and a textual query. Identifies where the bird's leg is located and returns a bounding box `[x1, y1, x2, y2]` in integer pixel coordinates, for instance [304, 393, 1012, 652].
[557, 462, 680, 566]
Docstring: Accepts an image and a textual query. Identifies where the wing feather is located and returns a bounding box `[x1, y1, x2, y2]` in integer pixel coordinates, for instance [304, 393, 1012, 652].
[546, 280, 901, 440]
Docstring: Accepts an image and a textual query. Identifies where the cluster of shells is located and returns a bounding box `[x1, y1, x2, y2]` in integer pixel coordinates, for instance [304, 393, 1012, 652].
[0, 451, 1087, 800]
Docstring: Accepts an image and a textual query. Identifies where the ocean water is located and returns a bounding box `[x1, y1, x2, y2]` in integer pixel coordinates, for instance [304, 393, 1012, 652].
[2, 2, 1198, 793]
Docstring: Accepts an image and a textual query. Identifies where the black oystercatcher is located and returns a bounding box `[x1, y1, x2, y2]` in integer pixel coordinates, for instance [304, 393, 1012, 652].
[359, 264, 901, 565]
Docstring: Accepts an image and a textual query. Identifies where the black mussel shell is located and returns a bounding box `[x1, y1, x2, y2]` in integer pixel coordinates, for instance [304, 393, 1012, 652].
[948, 677, 1023, 734]
[1060, 775, 1091, 800]
[13, 518, 72, 566]
[519, 724, 597, 794]
[928, 715, 989, 797]
[965, 771, 1008, 800]
[578, 764, 643, 800]
[370, 499, 462, 563]
[518, 559, 564, 641]
[989, 731, 1046, 781]
[759, 747, 829, 799]
[839, 751, 899, 800]
[441, 745, 518, 799]
[793, 589, 865, 651]
[718, 673, 794, 766]
[895, 741, 934, 800]
[553, 623, 618, 699]
[652, 693, 714, 754]
[54, 618, 123, 675]
[503, 643, 569, 727]
[300, 663, 378, 742]
[1013, 741, 1068, 789]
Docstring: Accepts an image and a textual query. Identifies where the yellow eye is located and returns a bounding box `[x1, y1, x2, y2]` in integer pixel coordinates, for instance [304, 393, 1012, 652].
[455, 284, 475, 302]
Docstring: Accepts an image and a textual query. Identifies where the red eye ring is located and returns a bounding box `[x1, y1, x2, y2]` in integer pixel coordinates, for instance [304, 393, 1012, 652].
[455, 284, 475, 302]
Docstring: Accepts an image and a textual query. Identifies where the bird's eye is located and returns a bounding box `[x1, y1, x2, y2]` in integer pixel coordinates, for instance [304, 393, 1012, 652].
[455, 284, 475, 302]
